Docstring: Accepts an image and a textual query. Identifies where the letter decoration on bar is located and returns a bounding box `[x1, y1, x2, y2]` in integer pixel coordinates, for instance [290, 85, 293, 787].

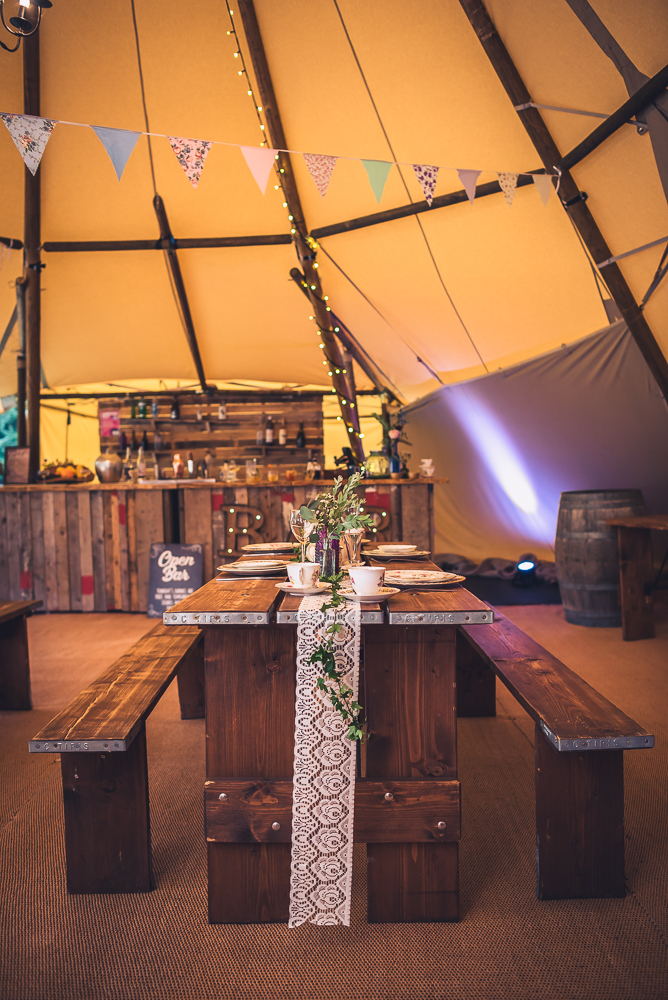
[289, 592, 361, 927]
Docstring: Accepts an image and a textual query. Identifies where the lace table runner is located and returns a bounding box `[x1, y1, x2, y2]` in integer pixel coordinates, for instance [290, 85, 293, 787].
[288, 593, 361, 927]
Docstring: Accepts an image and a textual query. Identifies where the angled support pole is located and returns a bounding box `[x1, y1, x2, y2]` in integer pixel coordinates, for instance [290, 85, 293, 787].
[236, 0, 365, 463]
[23, 32, 41, 479]
[153, 195, 209, 393]
[457, 0, 668, 402]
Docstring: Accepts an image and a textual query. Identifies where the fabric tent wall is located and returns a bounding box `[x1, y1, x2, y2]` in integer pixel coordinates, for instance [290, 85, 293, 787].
[407, 322, 668, 564]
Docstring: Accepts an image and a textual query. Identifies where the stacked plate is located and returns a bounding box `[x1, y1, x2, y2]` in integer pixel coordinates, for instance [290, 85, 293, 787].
[241, 542, 294, 553]
[383, 569, 465, 587]
[369, 543, 430, 559]
[217, 559, 288, 575]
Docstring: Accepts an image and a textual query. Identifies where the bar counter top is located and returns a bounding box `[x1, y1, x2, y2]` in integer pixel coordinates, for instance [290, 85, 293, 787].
[0, 476, 446, 492]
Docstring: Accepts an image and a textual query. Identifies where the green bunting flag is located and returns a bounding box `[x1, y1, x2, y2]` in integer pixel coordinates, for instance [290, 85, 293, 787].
[362, 159, 392, 203]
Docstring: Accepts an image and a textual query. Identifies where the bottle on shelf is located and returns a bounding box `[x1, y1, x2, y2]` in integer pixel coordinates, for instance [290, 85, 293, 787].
[154, 455, 160, 479]
[187, 451, 195, 477]
[171, 398, 180, 420]
[141, 428, 149, 451]
[265, 415, 274, 445]
[296, 422, 306, 448]
[313, 461, 322, 481]
[151, 398, 159, 417]
[138, 397, 147, 419]
[278, 419, 287, 447]
[130, 428, 139, 452]
[137, 446, 146, 479]
[218, 402, 227, 421]
[130, 397, 136, 419]
[173, 453, 184, 478]
[256, 418, 264, 446]
[154, 429, 163, 452]
[123, 447, 133, 481]
[196, 404, 203, 422]
[118, 430, 127, 454]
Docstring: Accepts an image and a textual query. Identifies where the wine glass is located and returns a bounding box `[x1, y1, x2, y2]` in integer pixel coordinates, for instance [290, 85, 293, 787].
[342, 527, 365, 566]
[290, 509, 311, 563]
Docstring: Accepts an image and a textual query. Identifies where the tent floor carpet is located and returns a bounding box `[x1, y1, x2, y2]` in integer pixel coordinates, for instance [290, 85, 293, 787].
[2, 607, 667, 1000]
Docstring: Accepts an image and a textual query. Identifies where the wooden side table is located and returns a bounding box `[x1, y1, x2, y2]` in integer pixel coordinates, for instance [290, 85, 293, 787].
[164, 573, 493, 923]
[0, 599, 42, 710]
[606, 514, 668, 640]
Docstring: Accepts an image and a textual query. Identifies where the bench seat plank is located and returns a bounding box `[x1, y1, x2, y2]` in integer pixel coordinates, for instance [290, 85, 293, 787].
[30, 623, 201, 750]
[460, 610, 653, 749]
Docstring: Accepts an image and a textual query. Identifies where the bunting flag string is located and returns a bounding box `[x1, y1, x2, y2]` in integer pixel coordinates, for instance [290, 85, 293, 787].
[168, 136, 212, 189]
[92, 126, 141, 181]
[412, 164, 439, 206]
[1, 113, 56, 176]
[497, 172, 519, 208]
[0, 108, 557, 208]
[303, 153, 337, 197]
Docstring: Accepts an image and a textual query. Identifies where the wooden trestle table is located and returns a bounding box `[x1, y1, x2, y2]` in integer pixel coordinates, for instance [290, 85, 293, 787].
[165, 555, 493, 924]
[605, 514, 668, 641]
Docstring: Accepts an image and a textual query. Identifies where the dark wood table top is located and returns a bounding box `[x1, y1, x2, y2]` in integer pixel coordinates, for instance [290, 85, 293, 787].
[0, 599, 43, 625]
[606, 514, 668, 530]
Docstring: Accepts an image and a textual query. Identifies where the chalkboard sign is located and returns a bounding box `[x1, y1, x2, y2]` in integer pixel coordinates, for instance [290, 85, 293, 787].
[147, 543, 203, 618]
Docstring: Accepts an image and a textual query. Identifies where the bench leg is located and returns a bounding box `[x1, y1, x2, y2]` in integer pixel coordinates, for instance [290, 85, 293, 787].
[0, 615, 32, 711]
[535, 725, 624, 899]
[455, 630, 496, 717]
[61, 723, 152, 893]
[618, 526, 655, 641]
[176, 637, 205, 719]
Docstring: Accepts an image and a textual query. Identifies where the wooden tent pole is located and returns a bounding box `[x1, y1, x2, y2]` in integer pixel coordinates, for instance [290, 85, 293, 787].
[23, 31, 41, 478]
[15, 277, 27, 448]
[153, 195, 209, 393]
[42, 234, 292, 252]
[457, 0, 668, 400]
[235, 0, 364, 463]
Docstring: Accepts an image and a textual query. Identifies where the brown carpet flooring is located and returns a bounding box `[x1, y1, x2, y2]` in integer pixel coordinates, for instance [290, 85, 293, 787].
[1, 607, 667, 1000]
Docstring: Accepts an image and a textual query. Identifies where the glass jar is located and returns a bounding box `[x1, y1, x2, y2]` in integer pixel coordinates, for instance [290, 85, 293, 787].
[267, 464, 279, 483]
[367, 451, 389, 478]
[315, 529, 340, 580]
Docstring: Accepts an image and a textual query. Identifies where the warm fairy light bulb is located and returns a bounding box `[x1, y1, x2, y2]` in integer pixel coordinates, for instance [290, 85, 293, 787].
[341, 399, 347, 405]
[319, 344, 324, 348]
[342, 369, 347, 374]
[279, 168, 285, 173]
[328, 371, 333, 376]
[309, 315, 314, 320]
[238, 71, 243, 75]
[334, 327, 340, 332]
[291, 228, 296, 234]
[234, 51, 239, 57]
[335, 368, 340, 373]
[350, 402, 355, 408]
[348, 427, 353, 432]
[247, 90, 252, 95]
[282, 202, 287, 208]
[331, 388, 336, 392]
[337, 416, 342, 421]
[257, 106, 263, 112]
[274, 185, 279, 190]
[324, 296, 329, 301]
[288, 215, 293, 221]
[310, 285, 316, 290]
[260, 124, 265, 130]
[359, 433, 365, 438]
[325, 306, 331, 312]
[313, 263, 319, 268]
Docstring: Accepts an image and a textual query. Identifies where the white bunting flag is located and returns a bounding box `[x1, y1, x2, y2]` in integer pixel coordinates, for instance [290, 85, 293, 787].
[303, 153, 337, 197]
[412, 164, 439, 206]
[533, 174, 553, 207]
[497, 172, 519, 207]
[457, 168, 481, 205]
[0, 113, 56, 175]
[240, 145, 278, 194]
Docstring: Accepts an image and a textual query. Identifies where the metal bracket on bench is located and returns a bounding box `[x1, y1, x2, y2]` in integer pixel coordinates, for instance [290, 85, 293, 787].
[276, 609, 384, 624]
[539, 720, 654, 752]
[388, 610, 493, 625]
[29, 739, 128, 753]
[164, 611, 271, 625]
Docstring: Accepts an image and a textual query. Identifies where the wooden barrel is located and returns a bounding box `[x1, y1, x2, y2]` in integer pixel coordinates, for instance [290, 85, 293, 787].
[555, 489, 645, 627]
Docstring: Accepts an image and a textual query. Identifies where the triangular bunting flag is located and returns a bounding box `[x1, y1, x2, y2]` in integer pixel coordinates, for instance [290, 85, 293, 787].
[303, 153, 337, 197]
[532, 173, 553, 207]
[167, 136, 212, 189]
[240, 145, 277, 194]
[92, 126, 141, 181]
[457, 168, 481, 205]
[497, 172, 519, 207]
[0, 113, 56, 176]
[412, 164, 439, 206]
[362, 159, 392, 203]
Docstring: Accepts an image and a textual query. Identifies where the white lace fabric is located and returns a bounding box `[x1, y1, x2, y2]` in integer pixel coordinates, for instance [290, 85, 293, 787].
[288, 593, 361, 927]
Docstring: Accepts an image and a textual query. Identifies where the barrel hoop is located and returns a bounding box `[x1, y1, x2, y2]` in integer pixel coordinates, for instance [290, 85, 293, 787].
[555, 531, 614, 540]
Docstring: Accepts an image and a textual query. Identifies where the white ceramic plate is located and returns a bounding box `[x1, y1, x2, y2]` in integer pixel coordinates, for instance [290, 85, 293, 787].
[275, 581, 332, 596]
[217, 560, 287, 575]
[384, 570, 464, 585]
[375, 544, 417, 554]
[338, 586, 400, 603]
[367, 550, 430, 559]
[241, 542, 295, 553]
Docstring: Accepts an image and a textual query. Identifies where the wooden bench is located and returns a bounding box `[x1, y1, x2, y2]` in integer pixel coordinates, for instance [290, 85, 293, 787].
[0, 599, 42, 710]
[28, 622, 204, 894]
[456, 607, 654, 900]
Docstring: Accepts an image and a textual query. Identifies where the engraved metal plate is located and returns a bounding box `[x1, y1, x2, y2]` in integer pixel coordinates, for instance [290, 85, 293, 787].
[163, 611, 271, 625]
[387, 610, 493, 625]
[540, 720, 654, 752]
[276, 609, 383, 624]
[29, 739, 127, 753]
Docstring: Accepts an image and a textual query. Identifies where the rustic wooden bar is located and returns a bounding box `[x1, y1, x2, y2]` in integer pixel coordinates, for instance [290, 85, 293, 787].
[164, 563, 492, 925]
[605, 513, 668, 641]
[0, 478, 440, 612]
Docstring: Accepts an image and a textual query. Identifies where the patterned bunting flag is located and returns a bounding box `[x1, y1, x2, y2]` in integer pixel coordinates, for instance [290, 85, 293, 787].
[92, 126, 141, 181]
[303, 153, 337, 197]
[457, 168, 482, 205]
[0, 113, 56, 175]
[362, 159, 392, 203]
[412, 164, 439, 206]
[240, 145, 277, 194]
[167, 136, 212, 189]
[497, 172, 519, 207]
[532, 173, 553, 207]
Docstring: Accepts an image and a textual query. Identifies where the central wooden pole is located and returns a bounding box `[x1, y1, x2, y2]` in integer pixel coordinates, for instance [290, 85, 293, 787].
[23, 32, 41, 479]
[236, 0, 365, 464]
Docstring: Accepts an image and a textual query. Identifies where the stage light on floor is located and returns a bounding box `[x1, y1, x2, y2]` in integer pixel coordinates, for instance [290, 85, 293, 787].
[513, 557, 537, 587]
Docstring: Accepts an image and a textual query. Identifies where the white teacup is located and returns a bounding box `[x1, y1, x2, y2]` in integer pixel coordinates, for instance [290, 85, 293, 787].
[287, 562, 321, 589]
[349, 566, 385, 595]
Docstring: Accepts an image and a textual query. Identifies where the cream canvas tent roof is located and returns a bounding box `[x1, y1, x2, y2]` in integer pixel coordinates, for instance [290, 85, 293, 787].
[1, 0, 668, 406]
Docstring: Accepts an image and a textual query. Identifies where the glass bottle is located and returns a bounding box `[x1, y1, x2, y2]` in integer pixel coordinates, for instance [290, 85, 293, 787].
[141, 429, 149, 451]
[296, 422, 306, 448]
[138, 397, 147, 419]
[130, 397, 136, 419]
[218, 402, 227, 421]
[315, 528, 340, 580]
[187, 452, 195, 477]
[265, 415, 274, 445]
[171, 398, 180, 420]
[151, 398, 159, 417]
[278, 419, 287, 446]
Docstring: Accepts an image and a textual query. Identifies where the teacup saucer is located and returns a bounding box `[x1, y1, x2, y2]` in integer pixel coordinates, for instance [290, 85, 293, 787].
[276, 581, 332, 596]
[338, 586, 400, 603]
